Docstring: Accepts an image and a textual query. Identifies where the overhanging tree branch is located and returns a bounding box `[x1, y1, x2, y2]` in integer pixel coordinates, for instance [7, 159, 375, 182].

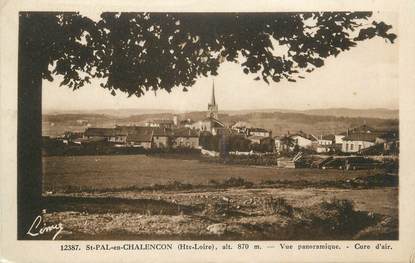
[21, 12, 397, 97]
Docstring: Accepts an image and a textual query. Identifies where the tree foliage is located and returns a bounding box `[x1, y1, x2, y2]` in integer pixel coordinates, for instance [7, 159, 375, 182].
[20, 12, 397, 96]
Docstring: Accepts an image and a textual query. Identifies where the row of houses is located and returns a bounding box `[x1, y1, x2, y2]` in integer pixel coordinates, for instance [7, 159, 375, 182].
[273, 125, 399, 154]
[71, 126, 199, 149]
[61, 119, 398, 155]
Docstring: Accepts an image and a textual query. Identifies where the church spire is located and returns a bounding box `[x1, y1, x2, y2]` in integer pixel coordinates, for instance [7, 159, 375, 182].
[211, 80, 216, 106]
[207, 79, 218, 119]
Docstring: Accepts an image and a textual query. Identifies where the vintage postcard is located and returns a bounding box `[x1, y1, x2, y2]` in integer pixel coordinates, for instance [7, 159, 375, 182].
[1, 0, 415, 262]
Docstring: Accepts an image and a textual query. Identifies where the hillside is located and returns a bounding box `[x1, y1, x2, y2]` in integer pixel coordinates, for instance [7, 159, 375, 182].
[42, 110, 399, 137]
[299, 108, 398, 120]
[45, 107, 399, 120]
[223, 108, 398, 119]
[216, 111, 397, 136]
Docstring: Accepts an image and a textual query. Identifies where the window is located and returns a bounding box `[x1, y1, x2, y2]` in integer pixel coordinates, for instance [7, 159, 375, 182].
[350, 144, 354, 150]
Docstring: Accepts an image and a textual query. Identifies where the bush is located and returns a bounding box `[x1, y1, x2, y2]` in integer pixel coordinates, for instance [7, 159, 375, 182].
[263, 197, 293, 217]
[223, 177, 253, 188]
[203, 199, 231, 216]
[351, 174, 398, 188]
[208, 179, 220, 186]
[143, 180, 193, 191]
[314, 198, 356, 233]
[320, 198, 354, 214]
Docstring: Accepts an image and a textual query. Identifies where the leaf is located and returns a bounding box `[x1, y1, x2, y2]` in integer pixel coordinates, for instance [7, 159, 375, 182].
[272, 76, 280, 82]
[44, 72, 54, 82]
[386, 33, 397, 43]
[60, 77, 70, 87]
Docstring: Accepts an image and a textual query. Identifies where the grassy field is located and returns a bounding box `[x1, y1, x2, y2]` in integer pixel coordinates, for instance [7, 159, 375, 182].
[43, 155, 383, 191]
[40, 155, 398, 240]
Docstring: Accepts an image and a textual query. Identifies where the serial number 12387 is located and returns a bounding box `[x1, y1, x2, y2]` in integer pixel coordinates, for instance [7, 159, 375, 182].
[60, 244, 81, 251]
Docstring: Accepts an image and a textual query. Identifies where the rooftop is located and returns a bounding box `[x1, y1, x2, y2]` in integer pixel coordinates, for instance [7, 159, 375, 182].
[146, 119, 174, 124]
[232, 121, 253, 129]
[319, 134, 335, 140]
[172, 128, 199, 138]
[290, 131, 317, 141]
[84, 128, 123, 137]
[343, 133, 379, 142]
[249, 128, 270, 133]
[126, 132, 153, 142]
[201, 117, 225, 128]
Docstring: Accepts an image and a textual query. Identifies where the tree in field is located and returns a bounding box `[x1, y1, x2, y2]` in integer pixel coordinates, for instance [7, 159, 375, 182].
[279, 135, 297, 155]
[18, 12, 396, 238]
[228, 135, 251, 152]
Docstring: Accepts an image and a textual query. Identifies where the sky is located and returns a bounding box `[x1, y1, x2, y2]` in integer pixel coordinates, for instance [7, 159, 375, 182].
[42, 12, 399, 112]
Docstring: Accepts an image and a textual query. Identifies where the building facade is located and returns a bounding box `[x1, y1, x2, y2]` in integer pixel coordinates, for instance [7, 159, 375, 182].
[172, 128, 200, 148]
[341, 133, 377, 153]
[248, 128, 272, 137]
[291, 134, 317, 149]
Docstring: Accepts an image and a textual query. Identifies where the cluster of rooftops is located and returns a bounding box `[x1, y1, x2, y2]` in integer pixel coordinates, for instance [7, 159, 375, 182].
[58, 82, 398, 154]
[84, 126, 199, 142]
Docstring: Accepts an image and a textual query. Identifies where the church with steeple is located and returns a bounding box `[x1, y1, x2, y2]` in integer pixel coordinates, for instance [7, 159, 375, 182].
[190, 80, 224, 135]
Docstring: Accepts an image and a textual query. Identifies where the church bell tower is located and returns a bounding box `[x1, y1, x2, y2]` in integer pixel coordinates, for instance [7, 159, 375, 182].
[207, 80, 218, 119]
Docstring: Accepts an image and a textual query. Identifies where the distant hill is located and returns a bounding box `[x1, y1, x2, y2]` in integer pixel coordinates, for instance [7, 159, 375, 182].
[43, 108, 179, 117]
[298, 108, 398, 119]
[42, 109, 399, 137]
[45, 107, 398, 120]
[216, 111, 398, 136]
[223, 108, 398, 119]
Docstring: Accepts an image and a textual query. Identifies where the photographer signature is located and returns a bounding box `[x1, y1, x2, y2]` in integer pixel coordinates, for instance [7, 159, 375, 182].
[26, 215, 63, 240]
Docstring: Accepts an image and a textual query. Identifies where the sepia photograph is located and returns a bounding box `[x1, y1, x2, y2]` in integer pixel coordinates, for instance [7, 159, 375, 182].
[17, 10, 400, 242]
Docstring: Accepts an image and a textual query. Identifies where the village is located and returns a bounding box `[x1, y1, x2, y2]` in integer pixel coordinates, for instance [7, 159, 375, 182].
[11, 10, 403, 245]
[43, 83, 399, 170]
[39, 85, 400, 240]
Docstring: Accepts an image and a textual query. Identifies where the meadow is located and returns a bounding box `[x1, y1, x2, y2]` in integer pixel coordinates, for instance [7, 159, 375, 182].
[41, 155, 398, 240]
[43, 155, 384, 191]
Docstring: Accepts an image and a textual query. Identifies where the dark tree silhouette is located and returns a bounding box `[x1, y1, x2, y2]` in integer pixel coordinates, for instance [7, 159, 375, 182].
[18, 11, 396, 238]
[18, 12, 98, 239]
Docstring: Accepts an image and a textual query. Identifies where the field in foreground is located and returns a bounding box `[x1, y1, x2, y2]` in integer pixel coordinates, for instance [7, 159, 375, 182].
[43, 155, 392, 191]
[40, 155, 398, 240]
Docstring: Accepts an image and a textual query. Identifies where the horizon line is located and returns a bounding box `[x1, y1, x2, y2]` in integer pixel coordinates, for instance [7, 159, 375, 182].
[43, 106, 400, 113]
